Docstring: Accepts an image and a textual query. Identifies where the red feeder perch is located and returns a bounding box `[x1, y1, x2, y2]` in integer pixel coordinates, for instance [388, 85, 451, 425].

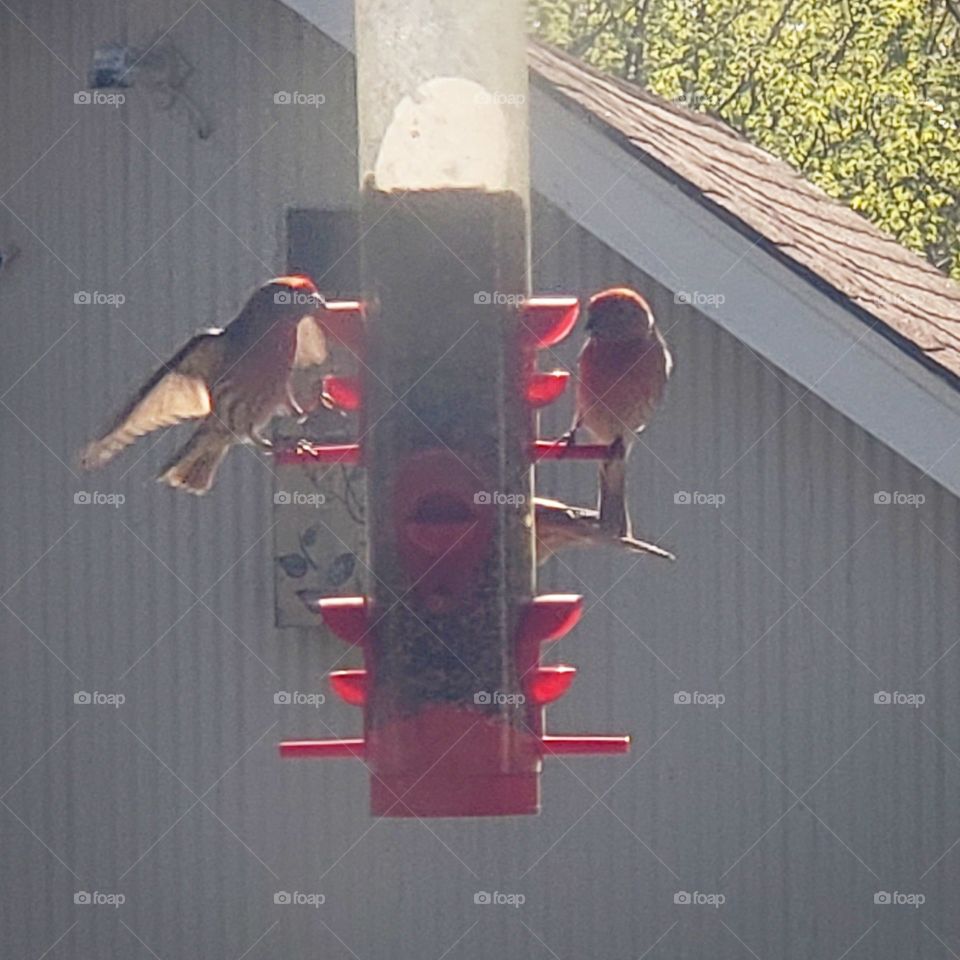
[277, 438, 617, 467]
[274, 443, 361, 466]
[533, 438, 617, 461]
[280, 739, 366, 759]
[542, 736, 631, 755]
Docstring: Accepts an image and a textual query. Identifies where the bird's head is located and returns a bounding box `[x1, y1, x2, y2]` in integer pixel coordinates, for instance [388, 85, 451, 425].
[258, 275, 326, 321]
[585, 287, 655, 341]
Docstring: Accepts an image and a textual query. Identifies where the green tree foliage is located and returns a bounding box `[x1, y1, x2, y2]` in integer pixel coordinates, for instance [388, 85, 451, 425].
[530, 0, 960, 278]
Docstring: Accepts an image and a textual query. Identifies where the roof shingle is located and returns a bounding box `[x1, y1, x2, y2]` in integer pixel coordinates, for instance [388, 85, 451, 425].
[530, 42, 960, 383]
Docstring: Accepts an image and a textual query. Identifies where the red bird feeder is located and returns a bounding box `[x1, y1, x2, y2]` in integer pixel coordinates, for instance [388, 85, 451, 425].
[278, 0, 630, 816]
[279, 294, 631, 816]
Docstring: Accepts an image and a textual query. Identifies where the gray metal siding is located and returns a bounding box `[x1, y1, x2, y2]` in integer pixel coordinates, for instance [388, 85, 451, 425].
[1, 3, 958, 958]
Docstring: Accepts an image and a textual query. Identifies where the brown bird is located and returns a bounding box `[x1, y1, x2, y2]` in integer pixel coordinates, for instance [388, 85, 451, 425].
[571, 287, 672, 536]
[535, 497, 674, 565]
[79, 275, 329, 494]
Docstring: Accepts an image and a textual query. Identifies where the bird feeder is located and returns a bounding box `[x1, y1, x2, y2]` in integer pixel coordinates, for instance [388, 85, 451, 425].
[278, 0, 627, 816]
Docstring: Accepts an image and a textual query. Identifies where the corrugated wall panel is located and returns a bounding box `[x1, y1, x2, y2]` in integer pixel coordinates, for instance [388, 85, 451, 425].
[1, 4, 958, 958]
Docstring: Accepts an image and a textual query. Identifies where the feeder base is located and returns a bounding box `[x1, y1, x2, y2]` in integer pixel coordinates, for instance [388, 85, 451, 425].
[370, 772, 540, 818]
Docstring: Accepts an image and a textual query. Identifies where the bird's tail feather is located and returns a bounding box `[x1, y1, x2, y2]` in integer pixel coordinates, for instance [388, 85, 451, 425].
[157, 427, 231, 495]
[79, 436, 121, 471]
[78, 427, 142, 471]
[598, 456, 630, 538]
[619, 535, 675, 562]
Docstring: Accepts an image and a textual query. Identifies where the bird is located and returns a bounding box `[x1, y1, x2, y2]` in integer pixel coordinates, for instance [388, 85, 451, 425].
[569, 287, 672, 536]
[535, 496, 674, 565]
[79, 275, 330, 494]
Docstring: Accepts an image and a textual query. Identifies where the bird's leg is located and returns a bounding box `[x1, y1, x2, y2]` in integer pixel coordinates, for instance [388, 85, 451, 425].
[557, 421, 580, 448]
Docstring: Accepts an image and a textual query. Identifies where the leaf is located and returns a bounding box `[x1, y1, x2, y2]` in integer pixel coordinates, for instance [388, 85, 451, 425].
[276, 553, 309, 578]
[327, 552, 357, 588]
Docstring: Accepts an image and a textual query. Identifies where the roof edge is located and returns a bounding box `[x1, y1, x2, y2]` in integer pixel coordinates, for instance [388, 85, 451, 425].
[528, 58, 960, 395]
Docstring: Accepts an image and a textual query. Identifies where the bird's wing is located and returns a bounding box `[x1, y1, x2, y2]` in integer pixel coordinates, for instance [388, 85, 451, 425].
[535, 496, 674, 563]
[293, 314, 328, 369]
[79, 330, 225, 469]
[534, 497, 599, 562]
